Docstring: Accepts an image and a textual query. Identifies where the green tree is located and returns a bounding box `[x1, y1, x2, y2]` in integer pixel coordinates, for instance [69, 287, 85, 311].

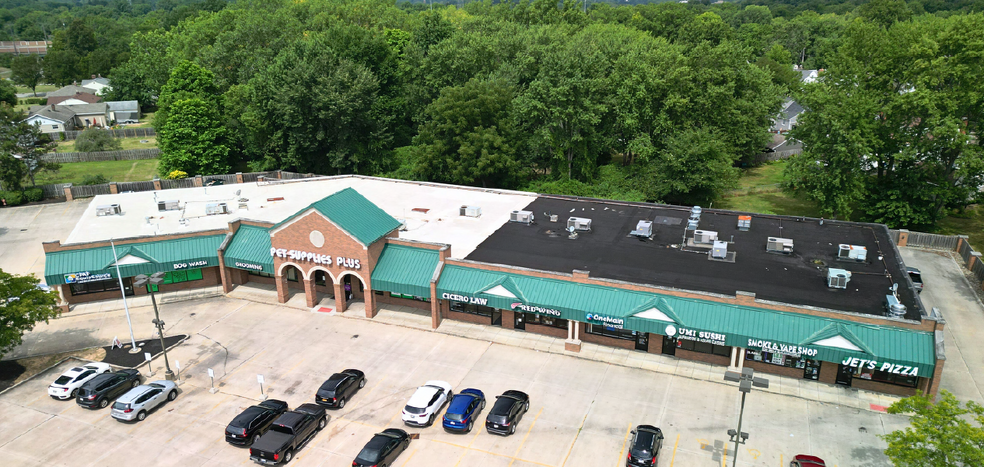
[0, 79, 15, 108]
[412, 79, 522, 188]
[881, 390, 984, 466]
[74, 128, 123, 153]
[857, 0, 912, 29]
[107, 30, 173, 106]
[14, 122, 58, 187]
[154, 60, 221, 131]
[0, 270, 60, 359]
[157, 98, 231, 176]
[10, 54, 44, 97]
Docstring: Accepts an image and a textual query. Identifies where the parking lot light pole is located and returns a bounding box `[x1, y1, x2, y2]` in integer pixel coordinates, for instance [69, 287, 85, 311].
[724, 367, 769, 467]
[133, 272, 175, 381]
[109, 239, 140, 353]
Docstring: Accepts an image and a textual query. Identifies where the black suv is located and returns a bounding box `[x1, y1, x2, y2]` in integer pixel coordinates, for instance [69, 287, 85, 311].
[76, 369, 141, 409]
[626, 425, 664, 466]
[485, 390, 529, 436]
[353, 428, 411, 467]
[315, 369, 365, 409]
[225, 399, 290, 446]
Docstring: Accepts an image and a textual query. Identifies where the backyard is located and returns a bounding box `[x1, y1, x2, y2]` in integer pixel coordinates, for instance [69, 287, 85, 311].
[53, 135, 157, 152]
[715, 160, 821, 218]
[32, 159, 159, 186]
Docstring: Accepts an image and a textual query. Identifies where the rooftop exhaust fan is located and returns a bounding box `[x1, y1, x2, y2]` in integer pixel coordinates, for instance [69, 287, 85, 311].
[827, 268, 851, 289]
[885, 294, 907, 318]
[767, 237, 794, 254]
[838, 244, 867, 262]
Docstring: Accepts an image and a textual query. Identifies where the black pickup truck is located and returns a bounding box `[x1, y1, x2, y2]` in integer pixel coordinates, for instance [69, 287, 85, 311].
[249, 403, 328, 464]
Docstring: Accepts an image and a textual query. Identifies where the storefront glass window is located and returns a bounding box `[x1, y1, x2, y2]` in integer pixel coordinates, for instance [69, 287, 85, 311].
[285, 268, 299, 282]
[390, 292, 431, 303]
[676, 338, 731, 357]
[745, 349, 811, 369]
[586, 323, 635, 340]
[70, 277, 133, 296]
[249, 271, 274, 278]
[522, 313, 566, 329]
[853, 366, 918, 388]
[450, 300, 494, 317]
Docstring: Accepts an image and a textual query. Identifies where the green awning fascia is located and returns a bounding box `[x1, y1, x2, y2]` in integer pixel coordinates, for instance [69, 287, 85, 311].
[224, 225, 274, 274]
[370, 244, 440, 298]
[45, 235, 225, 285]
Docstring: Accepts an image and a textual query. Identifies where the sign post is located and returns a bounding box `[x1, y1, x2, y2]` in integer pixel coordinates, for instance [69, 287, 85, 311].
[174, 360, 182, 385]
[257, 374, 267, 400]
[208, 368, 217, 394]
[144, 352, 153, 377]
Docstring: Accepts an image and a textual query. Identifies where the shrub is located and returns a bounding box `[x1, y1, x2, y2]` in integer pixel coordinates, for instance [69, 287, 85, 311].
[166, 170, 188, 180]
[74, 128, 122, 152]
[22, 187, 43, 202]
[80, 174, 109, 185]
[0, 191, 25, 206]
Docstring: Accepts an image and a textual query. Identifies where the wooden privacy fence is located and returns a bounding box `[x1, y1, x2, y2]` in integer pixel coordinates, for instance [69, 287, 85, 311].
[38, 183, 70, 198]
[161, 178, 196, 189]
[117, 181, 156, 193]
[59, 128, 156, 140]
[42, 148, 160, 163]
[888, 230, 960, 250]
[70, 184, 111, 198]
[753, 148, 802, 163]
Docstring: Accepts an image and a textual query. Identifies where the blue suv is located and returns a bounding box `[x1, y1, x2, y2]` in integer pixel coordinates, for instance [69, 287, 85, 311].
[442, 388, 485, 433]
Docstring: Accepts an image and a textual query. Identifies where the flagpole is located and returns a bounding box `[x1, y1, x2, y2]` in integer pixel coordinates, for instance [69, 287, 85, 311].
[110, 239, 140, 353]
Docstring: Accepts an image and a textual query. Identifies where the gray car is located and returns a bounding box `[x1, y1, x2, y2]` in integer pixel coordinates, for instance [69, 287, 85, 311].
[111, 380, 178, 422]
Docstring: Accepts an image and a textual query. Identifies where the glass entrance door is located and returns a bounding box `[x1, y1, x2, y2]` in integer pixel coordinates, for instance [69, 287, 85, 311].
[661, 335, 676, 356]
[803, 360, 821, 380]
[635, 332, 648, 351]
[514, 312, 525, 330]
[835, 364, 853, 386]
[492, 309, 502, 326]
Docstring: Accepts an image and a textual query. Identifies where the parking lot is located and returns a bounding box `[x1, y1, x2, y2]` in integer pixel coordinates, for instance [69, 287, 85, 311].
[0, 297, 907, 467]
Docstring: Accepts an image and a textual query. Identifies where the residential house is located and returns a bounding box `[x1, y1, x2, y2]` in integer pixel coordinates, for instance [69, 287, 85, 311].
[81, 77, 112, 95]
[28, 103, 109, 130]
[47, 92, 103, 106]
[24, 105, 76, 134]
[107, 101, 140, 124]
[771, 99, 805, 133]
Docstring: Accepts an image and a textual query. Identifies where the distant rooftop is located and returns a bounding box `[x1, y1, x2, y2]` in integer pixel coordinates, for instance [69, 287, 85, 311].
[466, 196, 923, 320]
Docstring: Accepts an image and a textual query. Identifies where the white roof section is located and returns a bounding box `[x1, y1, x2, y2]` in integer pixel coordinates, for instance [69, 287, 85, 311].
[65, 176, 537, 259]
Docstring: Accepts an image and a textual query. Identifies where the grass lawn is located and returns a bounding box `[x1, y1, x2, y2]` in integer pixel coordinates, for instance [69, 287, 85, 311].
[54, 136, 158, 153]
[715, 160, 822, 217]
[0, 67, 10, 79]
[14, 84, 58, 95]
[938, 205, 984, 251]
[34, 159, 159, 185]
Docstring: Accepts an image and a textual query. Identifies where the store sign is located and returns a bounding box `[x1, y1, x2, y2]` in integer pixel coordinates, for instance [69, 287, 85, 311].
[841, 356, 920, 377]
[269, 248, 361, 270]
[173, 260, 208, 270]
[512, 302, 562, 317]
[441, 293, 487, 305]
[665, 324, 726, 346]
[64, 272, 112, 284]
[746, 339, 819, 357]
[234, 262, 265, 271]
[586, 313, 624, 329]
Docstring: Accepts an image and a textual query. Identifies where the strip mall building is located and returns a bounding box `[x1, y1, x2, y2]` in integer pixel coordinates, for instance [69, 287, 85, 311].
[42, 176, 945, 397]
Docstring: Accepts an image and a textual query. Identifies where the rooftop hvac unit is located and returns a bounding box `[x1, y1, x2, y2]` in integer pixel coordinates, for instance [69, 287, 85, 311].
[694, 230, 719, 244]
[838, 244, 867, 262]
[737, 215, 751, 231]
[460, 205, 482, 218]
[630, 220, 654, 238]
[885, 295, 907, 317]
[686, 219, 699, 231]
[767, 237, 794, 254]
[549, 214, 559, 223]
[827, 268, 852, 289]
[510, 210, 534, 225]
[206, 202, 230, 215]
[568, 217, 592, 232]
[711, 240, 728, 259]
[157, 200, 180, 211]
[96, 204, 121, 216]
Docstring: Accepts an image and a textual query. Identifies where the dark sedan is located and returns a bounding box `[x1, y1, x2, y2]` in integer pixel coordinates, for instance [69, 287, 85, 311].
[76, 369, 141, 409]
[626, 425, 664, 467]
[485, 390, 529, 436]
[315, 369, 366, 409]
[353, 428, 410, 467]
[225, 399, 290, 446]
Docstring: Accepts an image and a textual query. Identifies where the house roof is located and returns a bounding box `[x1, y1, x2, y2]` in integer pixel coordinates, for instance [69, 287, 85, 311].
[82, 78, 110, 87]
[274, 187, 402, 246]
[47, 85, 97, 97]
[107, 101, 139, 112]
[48, 92, 102, 106]
[62, 103, 108, 115]
[27, 106, 75, 123]
[782, 101, 805, 120]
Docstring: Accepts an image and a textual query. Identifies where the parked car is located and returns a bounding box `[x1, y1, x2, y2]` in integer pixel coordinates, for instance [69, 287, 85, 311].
[352, 428, 411, 467]
[626, 425, 664, 466]
[249, 403, 328, 465]
[76, 369, 142, 409]
[790, 455, 826, 467]
[48, 362, 112, 400]
[402, 380, 452, 427]
[442, 388, 485, 433]
[315, 369, 366, 409]
[111, 380, 178, 422]
[485, 390, 530, 436]
[907, 267, 923, 293]
[226, 399, 290, 446]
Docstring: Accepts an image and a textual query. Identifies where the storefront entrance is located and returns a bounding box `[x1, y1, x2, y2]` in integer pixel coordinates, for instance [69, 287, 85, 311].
[514, 312, 525, 330]
[661, 335, 676, 356]
[835, 364, 854, 386]
[803, 360, 821, 380]
[635, 332, 648, 351]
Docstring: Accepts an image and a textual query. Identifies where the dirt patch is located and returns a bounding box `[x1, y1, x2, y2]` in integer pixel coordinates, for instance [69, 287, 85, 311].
[0, 347, 106, 392]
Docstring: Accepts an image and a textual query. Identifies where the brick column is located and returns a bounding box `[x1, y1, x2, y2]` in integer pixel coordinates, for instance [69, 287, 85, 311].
[897, 229, 909, 247]
[430, 281, 441, 328]
[647, 333, 663, 354]
[334, 282, 347, 312]
[153, 178, 162, 190]
[236, 172, 244, 184]
[926, 358, 945, 398]
[968, 251, 981, 271]
[365, 288, 377, 318]
[818, 361, 839, 385]
[218, 257, 233, 294]
[63, 184, 73, 201]
[109, 182, 118, 194]
[304, 279, 316, 308]
[275, 274, 289, 303]
[194, 175, 203, 187]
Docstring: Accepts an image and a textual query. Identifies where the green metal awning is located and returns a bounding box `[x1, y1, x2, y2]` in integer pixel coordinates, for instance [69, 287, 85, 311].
[370, 244, 440, 298]
[44, 235, 225, 285]
[224, 225, 274, 274]
[437, 265, 937, 375]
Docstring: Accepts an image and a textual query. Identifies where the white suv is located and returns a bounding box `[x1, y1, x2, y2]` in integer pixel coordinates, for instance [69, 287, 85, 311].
[402, 380, 452, 427]
[48, 362, 112, 400]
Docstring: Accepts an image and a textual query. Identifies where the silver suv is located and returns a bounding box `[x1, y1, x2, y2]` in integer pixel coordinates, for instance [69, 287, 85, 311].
[111, 381, 178, 422]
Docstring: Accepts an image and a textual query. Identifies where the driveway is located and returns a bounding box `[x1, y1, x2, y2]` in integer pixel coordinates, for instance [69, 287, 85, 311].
[0, 201, 90, 278]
